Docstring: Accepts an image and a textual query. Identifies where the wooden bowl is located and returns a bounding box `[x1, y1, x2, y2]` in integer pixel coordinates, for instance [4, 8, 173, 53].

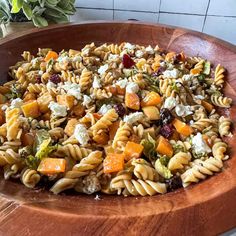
[0, 21, 236, 236]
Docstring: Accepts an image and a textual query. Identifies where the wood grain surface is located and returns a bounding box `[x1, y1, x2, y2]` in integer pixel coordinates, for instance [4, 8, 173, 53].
[0, 21, 236, 236]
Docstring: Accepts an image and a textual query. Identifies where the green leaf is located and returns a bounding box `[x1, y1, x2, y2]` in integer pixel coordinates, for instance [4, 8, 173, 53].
[140, 134, 157, 162]
[25, 155, 40, 170]
[203, 61, 211, 75]
[11, 0, 23, 13]
[22, 3, 32, 20]
[159, 155, 170, 166]
[32, 15, 48, 27]
[155, 159, 173, 179]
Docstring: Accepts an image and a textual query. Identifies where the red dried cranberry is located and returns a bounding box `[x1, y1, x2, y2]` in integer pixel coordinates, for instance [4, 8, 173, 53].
[160, 124, 173, 139]
[122, 54, 135, 68]
[49, 74, 61, 84]
[166, 175, 182, 191]
[35, 76, 42, 83]
[114, 104, 126, 117]
[160, 108, 174, 125]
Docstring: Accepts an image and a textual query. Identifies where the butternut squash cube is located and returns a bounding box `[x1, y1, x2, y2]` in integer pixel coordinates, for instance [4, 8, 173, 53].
[104, 153, 125, 174]
[172, 118, 193, 137]
[125, 92, 140, 110]
[37, 158, 66, 175]
[141, 91, 161, 107]
[124, 141, 144, 160]
[65, 118, 78, 136]
[142, 106, 160, 120]
[37, 93, 54, 113]
[21, 100, 41, 118]
[156, 136, 173, 157]
[57, 95, 75, 110]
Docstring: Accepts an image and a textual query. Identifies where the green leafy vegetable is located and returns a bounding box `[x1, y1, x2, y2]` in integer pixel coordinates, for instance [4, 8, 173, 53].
[6, 84, 22, 99]
[25, 155, 39, 170]
[155, 159, 173, 179]
[159, 155, 170, 166]
[140, 134, 157, 162]
[197, 74, 206, 82]
[35, 137, 56, 159]
[203, 61, 211, 75]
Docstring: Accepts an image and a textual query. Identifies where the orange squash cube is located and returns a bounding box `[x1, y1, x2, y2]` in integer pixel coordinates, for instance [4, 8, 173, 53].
[156, 136, 173, 157]
[65, 118, 78, 136]
[22, 132, 35, 146]
[21, 100, 41, 118]
[172, 118, 193, 137]
[141, 91, 161, 107]
[124, 141, 144, 160]
[57, 95, 75, 109]
[37, 158, 66, 175]
[45, 51, 59, 62]
[37, 93, 54, 113]
[109, 120, 120, 140]
[201, 100, 214, 113]
[125, 92, 140, 110]
[23, 92, 36, 102]
[72, 103, 85, 117]
[103, 153, 125, 174]
[93, 131, 109, 145]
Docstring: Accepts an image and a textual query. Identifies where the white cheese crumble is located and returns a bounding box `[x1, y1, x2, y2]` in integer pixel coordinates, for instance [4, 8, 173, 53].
[47, 81, 57, 90]
[182, 74, 193, 81]
[72, 55, 82, 62]
[126, 82, 139, 93]
[92, 76, 102, 88]
[98, 104, 112, 115]
[163, 97, 177, 110]
[115, 78, 128, 88]
[82, 95, 92, 107]
[192, 133, 211, 155]
[145, 45, 155, 54]
[10, 98, 23, 109]
[123, 69, 132, 77]
[1, 105, 8, 111]
[49, 102, 67, 117]
[135, 50, 144, 58]
[57, 56, 70, 64]
[61, 82, 82, 100]
[160, 61, 166, 67]
[108, 54, 119, 60]
[124, 43, 135, 50]
[123, 112, 144, 124]
[74, 124, 90, 146]
[194, 95, 205, 100]
[98, 64, 109, 75]
[163, 69, 179, 79]
[38, 70, 44, 76]
[175, 104, 193, 117]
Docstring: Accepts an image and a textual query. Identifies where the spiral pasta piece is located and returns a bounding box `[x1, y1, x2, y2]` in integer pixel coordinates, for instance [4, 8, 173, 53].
[168, 152, 192, 171]
[211, 95, 232, 108]
[79, 68, 92, 91]
[219, 116, 232, 137]
[214, 64, 225, 87]
[6, 108, 21, 141]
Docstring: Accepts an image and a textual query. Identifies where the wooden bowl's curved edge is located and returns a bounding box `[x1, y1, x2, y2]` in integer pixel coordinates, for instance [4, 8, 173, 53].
[0, 21, 236, 235]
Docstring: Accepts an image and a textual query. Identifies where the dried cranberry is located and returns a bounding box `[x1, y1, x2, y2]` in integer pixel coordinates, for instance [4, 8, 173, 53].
[166, 176, 182, 191]
[160, 124, 174, 139]
[122, 54, 135, 68]
[49, 74, 61, 84]
[35, 76, 42, 83]
[160, 108, 174, 125]
[114, 104, 126, 117]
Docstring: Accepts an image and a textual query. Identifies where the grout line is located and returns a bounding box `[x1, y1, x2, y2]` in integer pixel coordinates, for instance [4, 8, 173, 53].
[75, 7, 236, 18]
[157, 0, 162, 22]
[202, 0, 211, 32]
[112, 0, 114, 20]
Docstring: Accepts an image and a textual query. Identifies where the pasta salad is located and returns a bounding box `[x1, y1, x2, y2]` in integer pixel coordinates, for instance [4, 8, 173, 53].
[0, 42, 232, 196]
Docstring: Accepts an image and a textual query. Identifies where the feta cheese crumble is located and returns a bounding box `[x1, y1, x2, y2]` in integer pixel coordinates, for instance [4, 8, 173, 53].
[163, 69, 179, 79]
[72, 55, 82, 62]
[194, 95, 205, 100]
[10, 98, 23, 109]
[92, 76, 102, 88]
[98, 104, 112, 115]
[126, 82, 139, 93]
[163, 97, 177, 110]
[192, 133, 211, 155]
[74, 124, 90, 146]
[124, 43, 135, 50]
[175, 104, 193, 117]
[49, 102, 67, 117]
[82, 95, 92, 107]
[135, 50, 144, 58]
[145, 45, 155, 54]
[47, 81, 57, 90]
[61, 82, 82, 100]
[98, 64, 109, 75]
[108, 54, 119, 60]
[115, 78, 128, 89]
[123, 112, 144, 124]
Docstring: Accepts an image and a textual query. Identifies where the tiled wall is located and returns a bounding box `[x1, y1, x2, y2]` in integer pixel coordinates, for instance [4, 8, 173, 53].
[71, 0, 236, 45]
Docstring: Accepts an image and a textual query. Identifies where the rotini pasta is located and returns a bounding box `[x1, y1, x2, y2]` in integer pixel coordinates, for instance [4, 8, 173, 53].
[0, 43, 232, 196]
